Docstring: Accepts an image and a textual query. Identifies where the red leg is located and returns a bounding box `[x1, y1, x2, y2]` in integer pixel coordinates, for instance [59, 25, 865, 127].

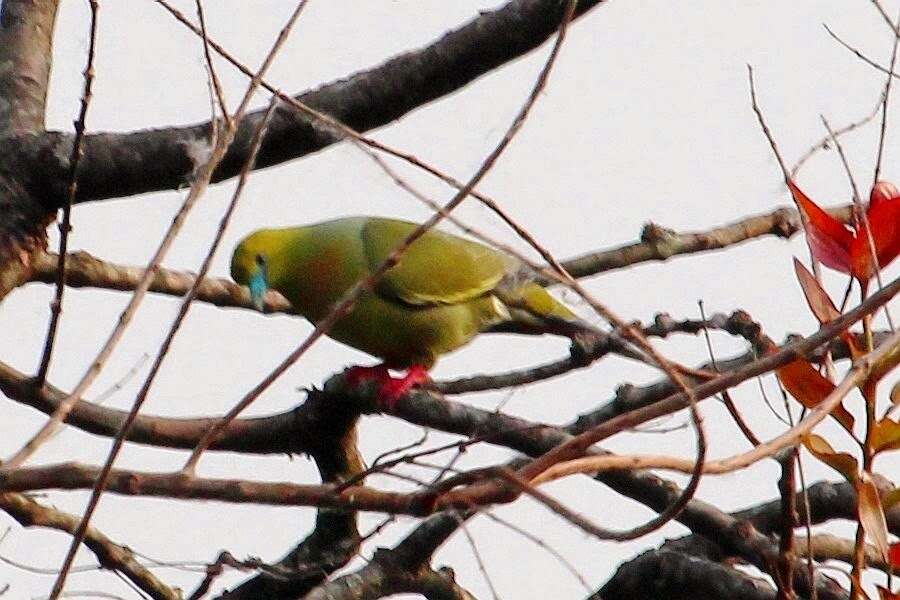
[345, 364, 431, 410]
[379, 365, 432, 410]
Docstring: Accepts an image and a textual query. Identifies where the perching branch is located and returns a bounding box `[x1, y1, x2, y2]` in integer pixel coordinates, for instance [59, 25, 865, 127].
[26, 202, 855, 314]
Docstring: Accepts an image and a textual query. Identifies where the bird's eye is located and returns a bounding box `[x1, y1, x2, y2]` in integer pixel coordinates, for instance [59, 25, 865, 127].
[255, 253, 266, 266]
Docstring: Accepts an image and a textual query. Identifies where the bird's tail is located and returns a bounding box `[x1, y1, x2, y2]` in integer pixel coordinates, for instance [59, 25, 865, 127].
[490, 283, 642, 363]
[492, 282, 594, 338]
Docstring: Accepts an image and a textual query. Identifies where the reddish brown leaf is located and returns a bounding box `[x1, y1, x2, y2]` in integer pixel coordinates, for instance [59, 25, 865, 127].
[778, 358, 855, 433]
[872, 417, 900, 455]
[793, 258, 840, 324]
[857, 474, 891, 562]
[788, 180, 854, 273]
[803, 434, 858, 481]
[878, 586, 900, 600]
[868, 342, 900, 390]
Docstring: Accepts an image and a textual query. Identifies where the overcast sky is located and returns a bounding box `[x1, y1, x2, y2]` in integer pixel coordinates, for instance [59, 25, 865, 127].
[2, 1, 899, 598]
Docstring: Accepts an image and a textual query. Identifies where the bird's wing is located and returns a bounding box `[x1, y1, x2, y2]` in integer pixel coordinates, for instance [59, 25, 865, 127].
[361, 218, 511, 306]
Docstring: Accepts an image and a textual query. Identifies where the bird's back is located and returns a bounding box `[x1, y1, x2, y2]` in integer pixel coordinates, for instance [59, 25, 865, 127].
[235, 216, 576, 367]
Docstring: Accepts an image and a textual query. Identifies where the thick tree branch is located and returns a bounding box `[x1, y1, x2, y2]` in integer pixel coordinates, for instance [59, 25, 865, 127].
[0, 0, 59, 135]
[735, 477, 900, 537]
[595, 549, 780, 600]
[0, 1, 59, 275]
[217, 381, 364, 599]
[304, 511, 467, 600]
[5, 0, 605, 208]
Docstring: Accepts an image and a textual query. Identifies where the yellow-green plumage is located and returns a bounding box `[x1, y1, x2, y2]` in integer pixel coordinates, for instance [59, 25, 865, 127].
[231, 217, 576, 369]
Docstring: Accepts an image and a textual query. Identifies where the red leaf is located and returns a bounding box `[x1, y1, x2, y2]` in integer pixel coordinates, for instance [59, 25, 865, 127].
[851, 194, 900, 281]
[890, 542, 900, 569]
[777, 358, 855, 434]
[788, 181, 855, 273]
[870, 180, 899, 207]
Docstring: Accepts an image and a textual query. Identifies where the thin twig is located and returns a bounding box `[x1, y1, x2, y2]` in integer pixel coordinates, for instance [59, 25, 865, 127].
[454, 514, 501, 600]
[776, 449, 798, 600]
[0, 492, 178, 600]
[482, 511, 592, 592]
[796, 450, 818, 600]
[748, 65, 823, 282]
[698, 300, 760, 447]
[195, 0, 230, 131]
[873, 4, 900, 181]
[51, 98, 280, 600]
[791, 98, 882, 178]
[825, 23, 900, 80]
[34, 0, 100, 387]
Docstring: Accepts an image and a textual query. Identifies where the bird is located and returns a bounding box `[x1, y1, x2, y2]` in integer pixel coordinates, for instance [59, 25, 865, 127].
[230, 216, 588, 407]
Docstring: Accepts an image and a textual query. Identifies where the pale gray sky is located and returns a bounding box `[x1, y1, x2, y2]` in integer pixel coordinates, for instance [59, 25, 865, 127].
[2, 1, 898, 598]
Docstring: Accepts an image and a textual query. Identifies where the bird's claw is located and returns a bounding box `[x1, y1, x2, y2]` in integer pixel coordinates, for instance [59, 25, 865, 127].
[345, 364, 431, 411]
[378, 365, 431, 410]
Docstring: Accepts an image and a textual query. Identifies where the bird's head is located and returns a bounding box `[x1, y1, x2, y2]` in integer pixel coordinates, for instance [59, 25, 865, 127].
[231, 231, 273, 311]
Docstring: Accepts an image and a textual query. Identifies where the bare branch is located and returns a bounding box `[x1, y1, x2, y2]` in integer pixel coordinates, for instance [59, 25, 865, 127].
[7, 0, 607, 207]
[596, 549, 779, 600]
[0, 0, 60, 134]
[29, 249, 293, 313]
[0, 462, 431, 515]
[29, 202, 846, 314]
[0, 492, 179, 600]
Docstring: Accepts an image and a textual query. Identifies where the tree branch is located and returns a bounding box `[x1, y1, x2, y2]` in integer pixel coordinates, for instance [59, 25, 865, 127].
[216, 373, 364, 599]
[304, 511, 467, 600]
[0, 492, 179, 600]
[595, 549, 780, 600]
[0, 461, 432, 515]
[7, 0, 605, 208]
[26, 203, 856, 315]
[0, 0, 59, 135]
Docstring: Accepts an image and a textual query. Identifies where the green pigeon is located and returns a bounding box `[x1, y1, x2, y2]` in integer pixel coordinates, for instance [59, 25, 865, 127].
[231, 216, 583, 405]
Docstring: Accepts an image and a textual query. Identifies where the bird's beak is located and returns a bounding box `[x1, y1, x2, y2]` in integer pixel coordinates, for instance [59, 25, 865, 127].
[249, 267, 268, 311]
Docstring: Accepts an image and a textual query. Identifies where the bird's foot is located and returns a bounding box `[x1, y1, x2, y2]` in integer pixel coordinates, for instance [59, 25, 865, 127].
[344, 364, 431, 411]
[379, 365, 431, 410]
